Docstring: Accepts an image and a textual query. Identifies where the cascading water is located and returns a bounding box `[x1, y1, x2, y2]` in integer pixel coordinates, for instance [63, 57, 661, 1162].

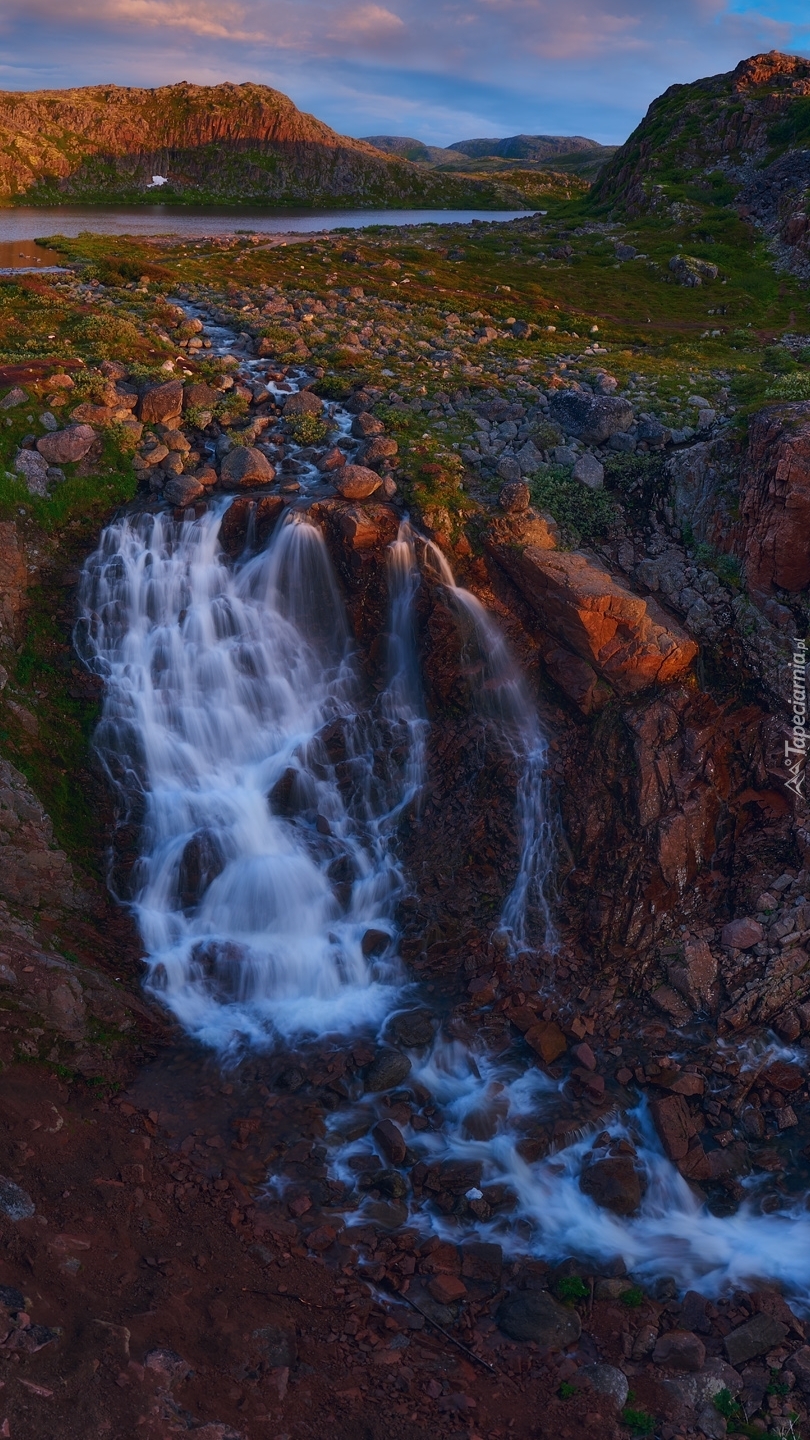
[77, 297, 810, 1316]
[76, 504, 422, 1052]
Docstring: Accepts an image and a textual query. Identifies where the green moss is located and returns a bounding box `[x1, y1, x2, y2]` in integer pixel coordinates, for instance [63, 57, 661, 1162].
[529, 465, 618, 546]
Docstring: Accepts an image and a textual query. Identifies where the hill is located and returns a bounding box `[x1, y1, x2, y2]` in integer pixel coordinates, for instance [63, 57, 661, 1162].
[0, 82, 532, 210]
[447, 134, 604, 162]
[592, 49, 810, 270]
[363, 132, 615, 180]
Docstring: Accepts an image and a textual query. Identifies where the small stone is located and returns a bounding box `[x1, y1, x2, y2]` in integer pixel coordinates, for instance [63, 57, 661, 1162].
[36, 423, 96, 465]
[40, 412, 59, 431]
[653, 1330, 706, 1372]
[516, 440, 544, 475]
[351, 411, 384, 438]
[317, 446, 346, 472]
[499, 480, 531, 513]
[721, 918, 763, 950]
[0, 387, 27, 409]
[372, 1119, 407, 1166]
[496, 1289, 581, 1348]
[524, 1019, 567, 1063]
[14, 448, 49, 495]
[164, 474, 206, 507]
[572, 1042, 596, 1071]
[334, 464, 382, 500]
[220, 446, 275, 490]
[572, 453, 604, 489]
[384, 1009, 435, 1048]
[724, 1313, 788, 1367]
[428, 1274, 467, 1305]
[775, 1105, 798, 1130]
[139, 379, 184, 424]
[580, 1154, 645, 1216]
[578, 1363, 629, 1409]
[0, 1176, 35, 1221]
[649, 1094, 693, 1161]
[497, 455, 522, 483]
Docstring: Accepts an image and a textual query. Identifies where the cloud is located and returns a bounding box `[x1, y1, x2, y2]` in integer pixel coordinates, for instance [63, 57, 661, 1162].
[0, 0, 807, 146]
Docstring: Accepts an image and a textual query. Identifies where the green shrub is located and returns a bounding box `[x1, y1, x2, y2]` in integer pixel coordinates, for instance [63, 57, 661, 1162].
[713, 1388, 742, 1422]
[621, 1407, 654, 1435]
[766, 372, 810, 401]
[558, 1381, 578, 1399]
[529, 464, 618, 545]
[555, 1275, 589, 1303]
[73, 314, 143, 358]
[762, 344, 796, 374]
[312, 375, 354, 400]
[620, 1286, 645, 1308]
[286, 411, 329, 446]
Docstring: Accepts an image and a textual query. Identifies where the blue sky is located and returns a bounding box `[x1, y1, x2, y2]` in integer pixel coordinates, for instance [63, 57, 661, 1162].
[0, 0, 808, 146]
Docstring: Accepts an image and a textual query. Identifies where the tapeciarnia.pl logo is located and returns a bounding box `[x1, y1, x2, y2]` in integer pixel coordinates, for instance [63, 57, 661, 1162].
[786, 637, 808, 799]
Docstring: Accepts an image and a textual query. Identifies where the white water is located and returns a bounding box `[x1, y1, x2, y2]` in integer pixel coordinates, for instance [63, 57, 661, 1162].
[77, 506, 422, 1051]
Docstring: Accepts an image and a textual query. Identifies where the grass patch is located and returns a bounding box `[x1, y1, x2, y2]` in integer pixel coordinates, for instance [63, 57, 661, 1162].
[529, 465, 618, 546]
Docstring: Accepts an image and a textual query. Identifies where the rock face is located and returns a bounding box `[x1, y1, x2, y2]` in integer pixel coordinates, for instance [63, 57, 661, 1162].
[0, 759, 77, 910]
[35, 424, 96, 465]
[547, 392, 633, 445]
[494, 547, 698, 694]
[740, 403, 810, 593]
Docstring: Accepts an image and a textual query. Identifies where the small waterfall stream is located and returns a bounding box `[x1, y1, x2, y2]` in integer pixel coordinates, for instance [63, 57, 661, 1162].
[76, 306, 810, 1314]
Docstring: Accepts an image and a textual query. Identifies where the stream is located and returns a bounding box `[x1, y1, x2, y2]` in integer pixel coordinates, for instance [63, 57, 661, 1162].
[75, 300, 810, 1315]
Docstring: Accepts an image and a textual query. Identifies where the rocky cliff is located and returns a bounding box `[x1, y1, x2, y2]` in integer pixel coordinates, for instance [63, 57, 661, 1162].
[592, 49, 810, 270]
[0, 82, 527, 208]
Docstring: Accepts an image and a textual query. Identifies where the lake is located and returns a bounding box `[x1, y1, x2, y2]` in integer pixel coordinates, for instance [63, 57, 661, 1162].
[0, 204, 532, 268]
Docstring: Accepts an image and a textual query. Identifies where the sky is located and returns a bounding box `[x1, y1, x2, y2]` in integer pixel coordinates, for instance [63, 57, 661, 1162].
[0, 1, 809, 147]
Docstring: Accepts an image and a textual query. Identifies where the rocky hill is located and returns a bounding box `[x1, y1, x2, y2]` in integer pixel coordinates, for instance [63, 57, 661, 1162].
[0, 81, 529, 209]
[448, 134, 605, 162]
[592, 49, 810, 270]
[364, 132, 614, 180]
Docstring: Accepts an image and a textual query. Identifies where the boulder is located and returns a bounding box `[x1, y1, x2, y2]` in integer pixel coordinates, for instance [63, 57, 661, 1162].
[578, 1363, 629, 1410]
[317, 446, 346, 472]
[36, 424, 96, 465]
[572, 453, 604, 489]
[496, 1290, 581, 1348]
[351, 411, 384, 439]
[183, 381, 221, 411]
[164, 474, 207, 507]
[649, 1093, 694, 1161]
[720, 917, 763, 950]
[740, 403, 810, 592]
[14, 449, 49, 495]
[365, 1049, 411, 1092]
[372, 1119, 407, 1165]
[548, 392, 634, 445]
[653, 1330, 706, 1372]
[493, 548, 698, 694]
[283, 390, 322, 416]
[139, 379, 183, 424]
[579, 1154, 645, 1216]
[724, 1312, 788, 1366]
[0, 387, 27, 409]
[219, 446, 275, 490]
[334, 465, 382, 500]
[669, 255, 719, 286]
[499, 480, 531, 513]
[384, 1009, 435, 1048]
[363, 436, 398, 467]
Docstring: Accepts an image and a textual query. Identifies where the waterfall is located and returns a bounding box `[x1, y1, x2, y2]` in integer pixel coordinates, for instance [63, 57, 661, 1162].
[76, 505, 420, 1052]
[420, 537, 556, 953]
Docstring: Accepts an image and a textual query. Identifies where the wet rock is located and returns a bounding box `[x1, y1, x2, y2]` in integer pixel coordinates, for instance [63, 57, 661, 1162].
[283, 390, 322, 416]
[365, 1049, 412, 1092]
[498, 480, 531, 513]
[336, 504, 393, 550]
[139, 379, 183, 424]
[373, 1119, 407, 1165]
[649, 1094, 694, 1162]
[653, 1330, 706, 1372]
[164, 474, 206, 507]
[384, 1009, 435, 1048]
[360, 928, 390, 956]
[496, 1289, 581, 1348]
[36, 423, 96, 465]
[317, 446, 346, 472]
[373, 1169, 409, 1199]
[0, 1176, 35, 1221]
[721, 917, 763, 949]
[178, 829, 225, 909]
[579, 1153, 646, 1216]
[461, 1241, 503, 1288]
[220, 446, 275, 489]
[548, 392, 634, 445]
[219, 494, 283, 556]
[762, 1060, 804, 1093]
[493, 548, 698, 694]
[579, 1363, 629, 1409]
[334, 464, 382, 500]
[541, 643, 612, 715]
[741, 403, 810, 592]
[428, 1274, 467, 1305]
[523, 1019, 567, 1063]
[724, 1312, 788, 1366]
[364, 1198, 409, 1229]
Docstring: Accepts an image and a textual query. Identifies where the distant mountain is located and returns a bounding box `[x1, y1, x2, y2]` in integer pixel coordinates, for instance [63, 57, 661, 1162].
[448, 134, 606, 162]
[0, 82, 530, 209]
[360, 135, 453, 166]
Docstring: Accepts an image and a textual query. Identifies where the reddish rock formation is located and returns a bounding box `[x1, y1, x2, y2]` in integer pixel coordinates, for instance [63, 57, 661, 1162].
[740, 403, 810, 593]
[493, 547, 698, 694]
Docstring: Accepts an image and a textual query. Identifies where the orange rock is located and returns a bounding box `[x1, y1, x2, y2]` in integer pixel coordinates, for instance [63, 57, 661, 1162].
[493, 547, 698, 694]
[524, 1020, 567, 1063]
[427, 1273, 467, 1305]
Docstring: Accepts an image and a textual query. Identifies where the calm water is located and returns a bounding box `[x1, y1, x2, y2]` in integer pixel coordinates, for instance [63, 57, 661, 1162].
[0, 204, 531, 257]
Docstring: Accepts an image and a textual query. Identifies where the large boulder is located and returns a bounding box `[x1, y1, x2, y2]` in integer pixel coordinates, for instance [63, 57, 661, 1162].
[548, 392, 633, 445]
[219, 446, 276, 490]
[494, 548, 698, 694]
[740, 403, 810, 592]
[496, 1290, 581, 1348]
[334, 464, 382, 500]
[283, 390, 323, 416]
[139, 379, 184, 425]
[36, 424, 96, 465]
[579, 1152, 646, 1216]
